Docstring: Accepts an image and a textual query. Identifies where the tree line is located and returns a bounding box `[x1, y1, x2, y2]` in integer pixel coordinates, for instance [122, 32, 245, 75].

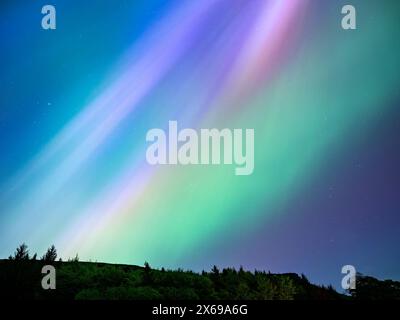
[1, 243, 399, 300]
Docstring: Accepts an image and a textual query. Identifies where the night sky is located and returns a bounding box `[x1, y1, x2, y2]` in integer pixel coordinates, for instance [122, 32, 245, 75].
[0, 0, 399, 289]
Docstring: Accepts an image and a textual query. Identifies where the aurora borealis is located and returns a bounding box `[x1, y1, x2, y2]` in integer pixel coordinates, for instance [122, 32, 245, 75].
[1, 0, 399, 288]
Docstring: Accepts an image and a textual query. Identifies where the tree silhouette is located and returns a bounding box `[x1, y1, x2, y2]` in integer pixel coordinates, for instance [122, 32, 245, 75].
[143, 261, 152, 285]
[10, 243, 30, 260]
[41, 245, 57, 262]
[211, 265, 220, 275]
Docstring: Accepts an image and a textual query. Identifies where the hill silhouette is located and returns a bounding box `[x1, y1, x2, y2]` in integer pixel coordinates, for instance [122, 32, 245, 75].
[1, 244, 399, 300]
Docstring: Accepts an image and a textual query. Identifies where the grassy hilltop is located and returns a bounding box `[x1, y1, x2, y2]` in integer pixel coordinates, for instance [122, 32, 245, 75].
[1, 244, 399, 300]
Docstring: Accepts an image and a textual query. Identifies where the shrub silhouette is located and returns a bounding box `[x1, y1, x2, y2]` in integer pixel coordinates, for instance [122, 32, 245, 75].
[349, 273, 400, 300]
